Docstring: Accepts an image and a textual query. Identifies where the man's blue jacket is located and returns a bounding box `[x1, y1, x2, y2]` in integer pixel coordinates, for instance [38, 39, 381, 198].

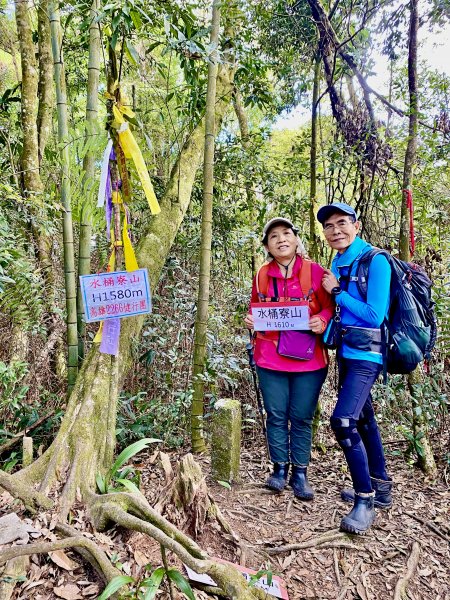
[331, 236, 391, 364]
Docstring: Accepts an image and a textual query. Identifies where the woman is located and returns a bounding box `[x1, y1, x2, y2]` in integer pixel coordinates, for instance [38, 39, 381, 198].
[244, 217, 333, 499]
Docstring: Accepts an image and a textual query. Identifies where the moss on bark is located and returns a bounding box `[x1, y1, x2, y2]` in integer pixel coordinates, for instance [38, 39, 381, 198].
[211, 399, 241, 483]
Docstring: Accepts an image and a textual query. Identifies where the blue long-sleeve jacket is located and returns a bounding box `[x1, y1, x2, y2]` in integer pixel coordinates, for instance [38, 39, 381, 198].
[331, 237, 391, 364]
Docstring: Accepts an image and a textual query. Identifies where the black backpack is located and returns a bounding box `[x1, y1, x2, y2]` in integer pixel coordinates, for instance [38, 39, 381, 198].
[356, 249, 437, 375]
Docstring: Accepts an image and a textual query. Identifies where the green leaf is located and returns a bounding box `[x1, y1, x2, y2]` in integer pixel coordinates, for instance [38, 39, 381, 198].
[217, 480, 231, 490]
[141, 566, 165, 600]
[167, 569, 195, 600]
[130, 9, 142, 29]
[248, 569, 272, 587]
[110, 27, 120, 52]
[109, 438, 161, 481]
[146, 41, 162, 54]
[116, 478, 141, 494]
[96, 473, 106, 494]
[125, 39, 140, 65]
[97, 575, 134, 600]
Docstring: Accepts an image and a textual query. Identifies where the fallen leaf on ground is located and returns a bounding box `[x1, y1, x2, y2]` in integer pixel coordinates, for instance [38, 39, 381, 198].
[49, 550, 79, 571]
[54, 584, 82, 599]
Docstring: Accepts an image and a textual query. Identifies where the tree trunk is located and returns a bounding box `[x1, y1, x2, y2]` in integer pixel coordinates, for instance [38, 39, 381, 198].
[49, 1, 79, 394]
[77, 0, 101, 364]
[398, 0, 436, 477]
[37, 0, 53, 164]
[233, 89, 261, 276]
[309, 53, 321, 262]
[13, 58, 235, 513]
[190, 0, 222, 453]
[14, 0, 54, 308]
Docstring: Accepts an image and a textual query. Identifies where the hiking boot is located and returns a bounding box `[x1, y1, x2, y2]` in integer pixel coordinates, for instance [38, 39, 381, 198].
[340, 493, 375, 535]
[341, 477, 392, 508]
[289, 466, 314, 500]
[266, 463, 289, 492]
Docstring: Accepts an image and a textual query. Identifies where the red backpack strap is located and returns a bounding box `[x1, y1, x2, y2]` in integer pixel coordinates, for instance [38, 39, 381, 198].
[256, 262, 271, 298]
[299, 258, 312, 296]
[299, 259, 320, 313]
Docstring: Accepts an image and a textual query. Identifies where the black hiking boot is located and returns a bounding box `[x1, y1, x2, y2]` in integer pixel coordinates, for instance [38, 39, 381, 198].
[340, 493, 375, 535]
[266, 463, 289, 492]
[289, 466, 314, 500]
[341, 477, 392, 508]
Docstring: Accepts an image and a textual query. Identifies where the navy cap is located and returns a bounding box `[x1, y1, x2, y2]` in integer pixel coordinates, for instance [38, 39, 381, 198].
[316, 202, 357, 224]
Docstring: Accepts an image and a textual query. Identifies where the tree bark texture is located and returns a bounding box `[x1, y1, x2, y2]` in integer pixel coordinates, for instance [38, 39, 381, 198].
[49, 1, 79, 394]
[399, 0, 419, 261]
[14, 0, 54, 305]
[37, 0, 53, 164]
[399, 0, 436, 477]
[190, 0, 222, 453]
[309, 54, 321, 262]
[233, 88, 260, 275]
[77, 0, 102, 363]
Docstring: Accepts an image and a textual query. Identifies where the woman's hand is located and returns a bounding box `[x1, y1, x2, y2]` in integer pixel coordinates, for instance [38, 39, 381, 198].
[244, 314, 254, 329]
[322, 269, 339, 293]
[309, 315, 326, 334]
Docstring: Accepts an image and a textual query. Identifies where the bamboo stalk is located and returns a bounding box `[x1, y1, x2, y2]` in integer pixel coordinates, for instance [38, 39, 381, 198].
[191, 0, 221, 453]
[49, 1, 78, 394]
[77, 0, 101, 363]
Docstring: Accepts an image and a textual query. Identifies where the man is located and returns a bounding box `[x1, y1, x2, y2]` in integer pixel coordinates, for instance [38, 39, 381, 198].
[317, 202, 393, 534]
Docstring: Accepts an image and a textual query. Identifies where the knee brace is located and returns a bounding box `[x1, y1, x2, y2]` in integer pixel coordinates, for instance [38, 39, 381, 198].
[330, 416, 361, 449]
[359, 408, 378, 433]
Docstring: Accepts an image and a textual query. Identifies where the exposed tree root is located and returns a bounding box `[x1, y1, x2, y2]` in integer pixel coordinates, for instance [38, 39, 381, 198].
[405, 511, 450, 543]
[89, 496, 265, 600]
[0, 534, 120, 585]
[264, 531, 348, 554]
[0, 555, 29, 600]
[393, 542, 420, 600]
[55, 522, 122, 583]
[0, 470, 52, 511]
[88, 490, 207, 558]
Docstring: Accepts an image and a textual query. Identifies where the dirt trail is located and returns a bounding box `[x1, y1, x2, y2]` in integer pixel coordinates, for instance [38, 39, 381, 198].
[2, 438, 449, 600]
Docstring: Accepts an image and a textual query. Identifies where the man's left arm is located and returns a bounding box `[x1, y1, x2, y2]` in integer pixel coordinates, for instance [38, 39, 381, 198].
[334, 254, 391, 326]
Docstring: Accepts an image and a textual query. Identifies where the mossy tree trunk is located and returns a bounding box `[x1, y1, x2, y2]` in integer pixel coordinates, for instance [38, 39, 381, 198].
[49, 1, 78, 394]
[37, 0, 53, 164]
[14, 0, 54, 298]
[77, 0, 101, 364]
[309, 52, 320, 263]
[233, 88, 260, 276]
[190, 0, 222, 453]
[398, 0, 436, 477]
[12, 58, 235, 514]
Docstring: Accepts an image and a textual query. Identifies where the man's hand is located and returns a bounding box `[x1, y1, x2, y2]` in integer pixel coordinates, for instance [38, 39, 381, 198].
[244, 314, 254, 329]
[309, 316, 326, 334]
[322, 269, 339, 294]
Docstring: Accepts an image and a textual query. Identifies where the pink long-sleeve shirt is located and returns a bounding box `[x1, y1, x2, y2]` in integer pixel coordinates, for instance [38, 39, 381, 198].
[249, 256, 334, 372]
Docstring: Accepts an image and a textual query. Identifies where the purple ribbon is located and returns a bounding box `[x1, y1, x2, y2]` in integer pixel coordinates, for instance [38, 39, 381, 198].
[106, 171, 112, 241]
[100, 318, 121, 356]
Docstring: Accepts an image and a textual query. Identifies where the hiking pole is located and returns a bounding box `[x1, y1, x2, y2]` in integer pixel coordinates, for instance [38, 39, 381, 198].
[246, 331, 270, 459]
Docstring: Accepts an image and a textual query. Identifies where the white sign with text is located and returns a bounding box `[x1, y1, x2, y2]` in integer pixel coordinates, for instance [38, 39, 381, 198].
[251, 301, 310, 331]
[80, 268, 151, 323]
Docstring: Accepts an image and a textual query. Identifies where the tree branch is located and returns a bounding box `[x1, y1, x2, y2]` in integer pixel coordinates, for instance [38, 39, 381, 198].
[393, 542, 420, 600]
[264, 531, 348, 554]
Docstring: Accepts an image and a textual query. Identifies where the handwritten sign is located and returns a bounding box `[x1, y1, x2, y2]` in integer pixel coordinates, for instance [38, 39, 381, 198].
[251, 301, 310, 332]
[184, 561, 289, 599]
[80, 268, 151, 323]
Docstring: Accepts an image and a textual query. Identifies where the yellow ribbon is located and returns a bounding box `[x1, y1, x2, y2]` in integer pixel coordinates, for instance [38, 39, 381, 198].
[112, 105, 161, 215]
